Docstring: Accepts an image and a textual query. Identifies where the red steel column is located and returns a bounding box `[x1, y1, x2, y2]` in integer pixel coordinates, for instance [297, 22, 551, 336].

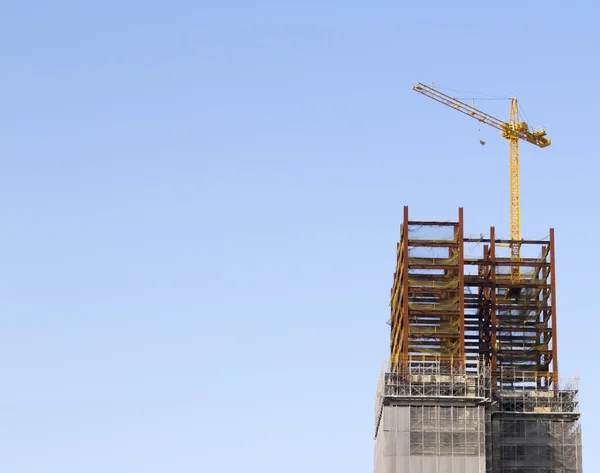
[490, 226, 498, 386]
[539, 245, 547, 389]
[402, 206, 410, 359]
[458, 208, 465, 364]
[482, 244, 490, 360]
[550, 228, 559, 387]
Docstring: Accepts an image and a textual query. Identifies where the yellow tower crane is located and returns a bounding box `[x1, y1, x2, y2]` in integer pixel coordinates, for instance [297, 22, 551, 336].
[412, 83, 551, 282]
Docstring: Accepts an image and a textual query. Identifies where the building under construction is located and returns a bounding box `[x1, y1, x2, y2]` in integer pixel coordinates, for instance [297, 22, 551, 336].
[373, 207, 583, 473]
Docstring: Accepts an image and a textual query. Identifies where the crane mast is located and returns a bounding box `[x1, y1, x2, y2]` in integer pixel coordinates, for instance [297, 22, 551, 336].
[413, 83, 551, 282]
[508, 99, 520, 279]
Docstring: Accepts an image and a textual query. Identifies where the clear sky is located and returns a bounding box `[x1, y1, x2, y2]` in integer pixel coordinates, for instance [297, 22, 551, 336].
[1, 1, 597, 471]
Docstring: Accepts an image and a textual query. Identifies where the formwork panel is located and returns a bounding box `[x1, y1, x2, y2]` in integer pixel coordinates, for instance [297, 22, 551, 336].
[439, 457, 452, 473]
[383, 406, 397, 431]
[395, 456, 409, 472]
[397, 431, 410, 456]
[381, 455, 395, 473]
[408, 456, 423, 472]
[383, 431, 396, 455]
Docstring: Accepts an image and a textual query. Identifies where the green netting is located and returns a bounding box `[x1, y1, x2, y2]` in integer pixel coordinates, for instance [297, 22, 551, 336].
[410, 325, 459, 335]
[407, 224, 457, 241]
[409, 297, 459, 312]
[534, 338, 551, 351]
[408, 278, 459, 289]
[408, 252, 460, 266]
[410, 344, 460, 356]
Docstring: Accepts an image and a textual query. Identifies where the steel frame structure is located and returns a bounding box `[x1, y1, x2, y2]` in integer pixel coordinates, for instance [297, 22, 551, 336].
[464, 226, 558, 389]
[389, 207, 465, 371]
[389, 206, 558, 389]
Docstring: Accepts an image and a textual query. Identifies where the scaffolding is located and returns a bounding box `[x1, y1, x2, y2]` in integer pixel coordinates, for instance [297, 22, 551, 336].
[382, 357, 490, 399]
[489, 376, 582, 473]
[409, 404, 485, 457]
[375, 357, 490, 437]
[374, 357, 489, 473]
[494, 373, 579, 414]
[490, 415, 582, 473]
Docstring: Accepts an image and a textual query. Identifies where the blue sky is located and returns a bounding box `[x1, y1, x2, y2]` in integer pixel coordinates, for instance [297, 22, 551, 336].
[1, 1, 597, 471]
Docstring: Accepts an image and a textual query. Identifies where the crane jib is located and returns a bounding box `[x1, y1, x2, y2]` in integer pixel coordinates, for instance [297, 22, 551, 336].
[412, 83, 550, 149]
